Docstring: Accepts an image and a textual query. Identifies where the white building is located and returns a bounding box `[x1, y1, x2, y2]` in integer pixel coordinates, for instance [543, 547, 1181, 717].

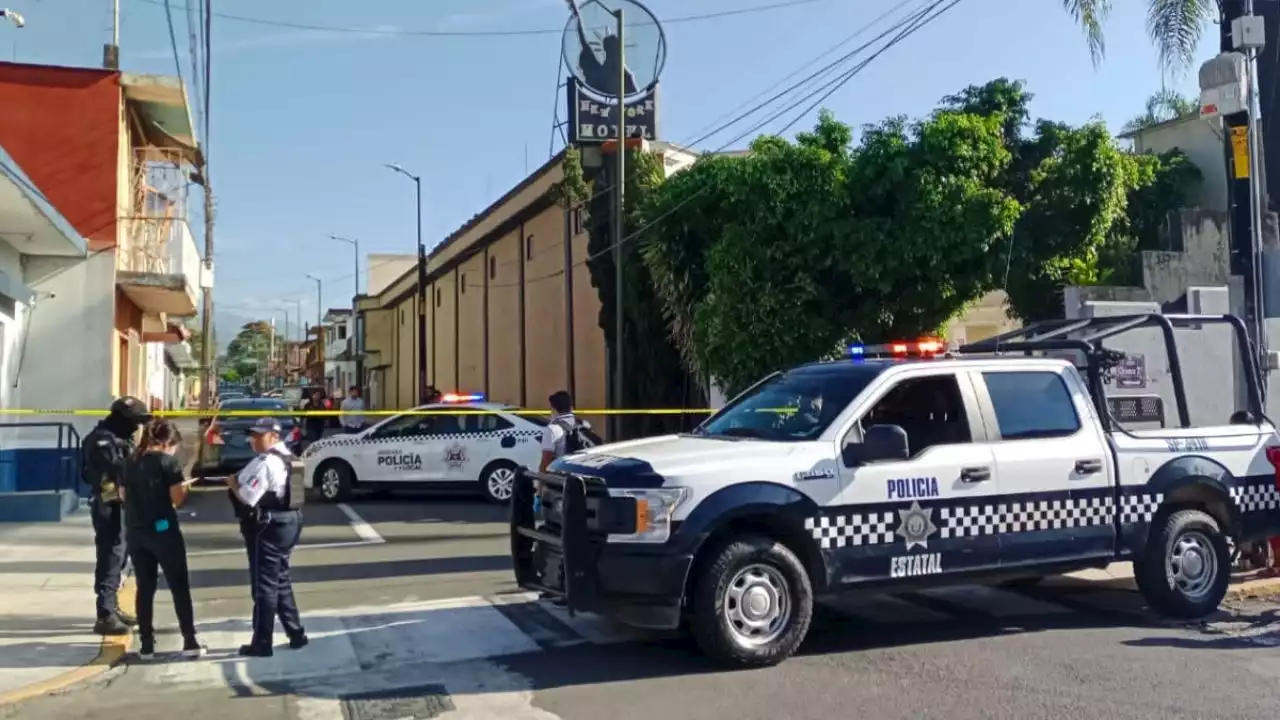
[322, 308, 356, 396]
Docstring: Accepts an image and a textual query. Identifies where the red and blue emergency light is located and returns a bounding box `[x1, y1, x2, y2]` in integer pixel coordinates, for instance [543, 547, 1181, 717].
[440, 392, 486, 403]
[848, 338, 945, 360]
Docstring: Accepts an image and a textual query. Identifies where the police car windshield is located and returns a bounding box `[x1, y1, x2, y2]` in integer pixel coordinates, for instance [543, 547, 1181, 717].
[697, 364, 885, 441]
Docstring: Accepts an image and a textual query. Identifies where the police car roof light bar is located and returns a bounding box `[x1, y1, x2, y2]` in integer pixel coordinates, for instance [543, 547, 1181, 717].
[848, 338, 944, 360]
[957, 313, 1263, 432]
[441, 392, 485, 403]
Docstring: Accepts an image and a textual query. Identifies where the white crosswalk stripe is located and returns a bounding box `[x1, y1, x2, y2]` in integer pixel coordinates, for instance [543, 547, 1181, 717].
[136, 585, 1133, 690]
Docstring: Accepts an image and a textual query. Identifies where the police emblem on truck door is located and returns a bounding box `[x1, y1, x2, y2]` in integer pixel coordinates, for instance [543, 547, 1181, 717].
[890, 501, 943, 578]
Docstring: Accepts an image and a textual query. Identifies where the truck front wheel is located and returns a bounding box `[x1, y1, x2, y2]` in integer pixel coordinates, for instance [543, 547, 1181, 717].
[689, 535, 814, 669]
[1137, 509, 1231, 619]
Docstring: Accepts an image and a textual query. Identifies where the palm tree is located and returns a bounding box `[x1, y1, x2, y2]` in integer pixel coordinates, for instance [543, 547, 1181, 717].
[1122, 87, 1199, 132]
[1062, 0, 1219, 71]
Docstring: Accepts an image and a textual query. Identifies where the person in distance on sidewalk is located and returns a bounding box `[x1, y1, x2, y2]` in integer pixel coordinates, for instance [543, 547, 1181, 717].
[119, 420, 205, 660]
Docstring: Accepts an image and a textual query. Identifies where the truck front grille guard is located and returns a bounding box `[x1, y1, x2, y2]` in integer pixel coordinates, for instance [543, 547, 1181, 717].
[511, 467, 601, 615]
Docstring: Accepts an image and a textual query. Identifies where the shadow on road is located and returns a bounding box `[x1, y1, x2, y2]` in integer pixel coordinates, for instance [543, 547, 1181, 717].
[185, 554, 513, 590]
[111, 583, 1273, 701]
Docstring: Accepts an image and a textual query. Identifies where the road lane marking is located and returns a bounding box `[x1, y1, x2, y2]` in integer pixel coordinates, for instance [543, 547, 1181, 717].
[187, 540, 384, 558]
[337, 502, 384, 544]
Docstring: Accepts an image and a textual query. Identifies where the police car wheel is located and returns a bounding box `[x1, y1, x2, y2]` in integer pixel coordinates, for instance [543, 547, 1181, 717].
[480, 461, 518, 504]
[690, 535, 813, 669]
[1137, 508, 1231, 619]
[316, 461, 353, 503]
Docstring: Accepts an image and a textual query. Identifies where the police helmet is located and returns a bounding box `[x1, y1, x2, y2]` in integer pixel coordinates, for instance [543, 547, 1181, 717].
[109, 396, 151, 424]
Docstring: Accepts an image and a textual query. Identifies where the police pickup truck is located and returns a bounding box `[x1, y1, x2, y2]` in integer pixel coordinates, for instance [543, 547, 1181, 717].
[511, 313, 1280, 668]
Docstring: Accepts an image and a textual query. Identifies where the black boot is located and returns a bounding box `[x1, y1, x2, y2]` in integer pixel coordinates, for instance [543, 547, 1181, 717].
[114, 608, 138, 627]
[94, 615, 130, 636]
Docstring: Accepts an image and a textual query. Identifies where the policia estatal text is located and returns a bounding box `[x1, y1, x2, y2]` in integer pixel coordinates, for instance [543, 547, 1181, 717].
[227, 417, 308, 657]
[81, 396, 149, 635]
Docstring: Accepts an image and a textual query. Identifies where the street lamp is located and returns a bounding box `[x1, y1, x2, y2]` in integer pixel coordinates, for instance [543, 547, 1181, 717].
[328, 234, 360, 299]
[384, 162, 427, 402]
[0, 9, 25, 28]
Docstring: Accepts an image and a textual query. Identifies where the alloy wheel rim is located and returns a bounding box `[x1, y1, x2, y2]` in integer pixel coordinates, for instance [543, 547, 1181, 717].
[488, 467, 515, 500]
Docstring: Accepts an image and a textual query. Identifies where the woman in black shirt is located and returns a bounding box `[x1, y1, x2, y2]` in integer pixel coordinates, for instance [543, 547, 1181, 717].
[119, 420, 204, 660]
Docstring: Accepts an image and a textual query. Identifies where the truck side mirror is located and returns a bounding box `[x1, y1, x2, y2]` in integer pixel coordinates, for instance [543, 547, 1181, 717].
[842, 424, 909, 467]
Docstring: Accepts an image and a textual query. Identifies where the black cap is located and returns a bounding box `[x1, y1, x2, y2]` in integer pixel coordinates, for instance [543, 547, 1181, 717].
[109, 396, 151, 423]
[248, 417, 282, 436]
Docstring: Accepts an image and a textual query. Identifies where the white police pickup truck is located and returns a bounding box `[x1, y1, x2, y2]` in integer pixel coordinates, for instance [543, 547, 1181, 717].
[511, 313, 1280, 668]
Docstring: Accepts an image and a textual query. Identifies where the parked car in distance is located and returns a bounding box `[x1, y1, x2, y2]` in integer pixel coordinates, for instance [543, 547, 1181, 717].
[196, 397, 302, 477]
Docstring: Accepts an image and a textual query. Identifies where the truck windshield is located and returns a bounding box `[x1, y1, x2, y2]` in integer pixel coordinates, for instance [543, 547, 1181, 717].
[697, 364, 885, 441]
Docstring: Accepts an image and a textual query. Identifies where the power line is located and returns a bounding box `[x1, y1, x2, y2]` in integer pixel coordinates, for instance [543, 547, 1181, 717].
[484, 0, 961, 291]
[684, 0, 921, 145]
[132, 0, 826, 37]
[161, 0, 185, 89]
[751, 0, 959, 139]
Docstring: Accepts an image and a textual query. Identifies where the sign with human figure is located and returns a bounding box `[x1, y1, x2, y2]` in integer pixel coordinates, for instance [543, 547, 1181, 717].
[561, 0, 664, 144]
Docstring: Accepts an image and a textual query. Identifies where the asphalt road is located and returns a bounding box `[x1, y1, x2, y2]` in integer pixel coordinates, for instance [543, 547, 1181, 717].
[6, 486, 1280, 720]
[176, 484, 517, 619]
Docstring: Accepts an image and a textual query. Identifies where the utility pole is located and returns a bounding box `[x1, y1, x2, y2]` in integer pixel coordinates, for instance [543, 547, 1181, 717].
[103, 0, 119, 68]
[199, 185, 214, 410]
[611, 7, 626, 440]
[1216, 0, 1270, 396]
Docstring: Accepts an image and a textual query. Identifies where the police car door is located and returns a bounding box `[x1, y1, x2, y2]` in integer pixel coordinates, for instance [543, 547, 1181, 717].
[969, 366, 1117, 567]
[359, 413, 433, 483]
[831, 368, 1000, 584]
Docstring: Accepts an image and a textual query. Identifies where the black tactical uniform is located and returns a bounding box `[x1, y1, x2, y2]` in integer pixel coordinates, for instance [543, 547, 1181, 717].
[81, 396, 150, 635]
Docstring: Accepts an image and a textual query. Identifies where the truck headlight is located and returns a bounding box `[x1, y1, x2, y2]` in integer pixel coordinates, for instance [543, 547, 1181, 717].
[607, 487, 689, 544]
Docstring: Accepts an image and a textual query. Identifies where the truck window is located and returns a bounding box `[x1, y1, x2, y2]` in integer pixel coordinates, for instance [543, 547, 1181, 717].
[860, 374, 972, 457]
[981, 371, 1080, 440]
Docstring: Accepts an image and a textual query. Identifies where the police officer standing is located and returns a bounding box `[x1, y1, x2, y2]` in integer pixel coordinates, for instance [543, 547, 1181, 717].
[81, 396, 150, 635]
[225, 417, 307, 657]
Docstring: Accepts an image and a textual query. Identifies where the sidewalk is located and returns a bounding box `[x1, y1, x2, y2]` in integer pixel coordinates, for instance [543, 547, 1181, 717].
[1063, 561, 1280, 600]
[0, 514, 132, 705]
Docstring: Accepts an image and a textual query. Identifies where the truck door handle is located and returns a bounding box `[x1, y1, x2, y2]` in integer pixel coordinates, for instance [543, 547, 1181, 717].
[960, 467, 991, 483]
[1074, 459, 1103, 474]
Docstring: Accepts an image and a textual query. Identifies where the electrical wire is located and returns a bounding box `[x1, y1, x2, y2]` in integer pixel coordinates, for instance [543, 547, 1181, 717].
[684, 0, 926, 147]
[161, 0, 186, 91]
[235, 0, 955, 304]
[132, 0, 827, 37]
[481, 0, 962, 290]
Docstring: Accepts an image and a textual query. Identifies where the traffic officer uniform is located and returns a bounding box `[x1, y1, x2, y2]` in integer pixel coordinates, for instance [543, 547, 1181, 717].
[229, 417, 308, 657]
[81, 396, 150, 635]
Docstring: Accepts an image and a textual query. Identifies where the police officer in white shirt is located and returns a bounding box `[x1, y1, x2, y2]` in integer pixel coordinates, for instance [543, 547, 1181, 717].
[540, 390, 582, 471]
[226, 417, 307, 657]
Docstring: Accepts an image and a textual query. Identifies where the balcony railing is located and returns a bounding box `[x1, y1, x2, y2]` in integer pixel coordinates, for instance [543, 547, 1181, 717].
[119, 216, 183, 274]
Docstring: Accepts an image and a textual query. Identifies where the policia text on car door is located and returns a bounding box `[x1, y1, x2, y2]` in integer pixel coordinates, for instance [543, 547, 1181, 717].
[227, 417, 309, 657]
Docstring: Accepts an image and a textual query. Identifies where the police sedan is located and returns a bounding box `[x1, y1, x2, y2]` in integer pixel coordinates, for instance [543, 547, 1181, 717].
[301, 400, 547, 503]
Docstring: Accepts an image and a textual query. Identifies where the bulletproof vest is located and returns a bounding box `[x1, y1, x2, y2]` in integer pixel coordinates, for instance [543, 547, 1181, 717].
[255, 448, 304, 512]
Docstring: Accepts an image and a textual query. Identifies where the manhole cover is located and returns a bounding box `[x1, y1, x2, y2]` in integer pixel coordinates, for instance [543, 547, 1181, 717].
[340, 685, 454, 720]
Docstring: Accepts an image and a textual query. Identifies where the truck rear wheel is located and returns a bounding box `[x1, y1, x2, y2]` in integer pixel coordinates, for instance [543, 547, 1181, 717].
[689, 535, 813, 669]
[1137, 509, 1231, 619]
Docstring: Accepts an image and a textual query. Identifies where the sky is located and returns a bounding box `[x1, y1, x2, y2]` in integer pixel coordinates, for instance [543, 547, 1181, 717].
[5, 0, 1222, 350]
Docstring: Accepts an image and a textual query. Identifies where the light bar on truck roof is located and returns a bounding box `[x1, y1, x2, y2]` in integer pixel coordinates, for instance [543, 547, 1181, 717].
[848, 338, 945, 360]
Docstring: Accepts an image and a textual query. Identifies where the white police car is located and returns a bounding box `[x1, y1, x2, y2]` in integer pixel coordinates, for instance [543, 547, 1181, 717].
[303, 396, 547, 503]
[512, 314, 1280, 668]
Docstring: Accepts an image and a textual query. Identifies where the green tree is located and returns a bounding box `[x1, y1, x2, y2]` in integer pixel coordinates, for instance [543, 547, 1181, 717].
[640, 109, 1021, 393]
[1062, 0, 1217, 72]
[941, 79, 1200, 321]
[638, 79, 1201, 391]
[1122, 88, 1198, 134]
[224, 321, 271, 382]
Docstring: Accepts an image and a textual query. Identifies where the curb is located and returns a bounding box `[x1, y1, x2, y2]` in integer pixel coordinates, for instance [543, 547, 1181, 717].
[1225, 575, 1280, 601]
[0, 578, 135, 708]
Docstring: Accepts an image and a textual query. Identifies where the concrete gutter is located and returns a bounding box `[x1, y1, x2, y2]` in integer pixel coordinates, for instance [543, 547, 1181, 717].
[0, 578, 135, 707]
